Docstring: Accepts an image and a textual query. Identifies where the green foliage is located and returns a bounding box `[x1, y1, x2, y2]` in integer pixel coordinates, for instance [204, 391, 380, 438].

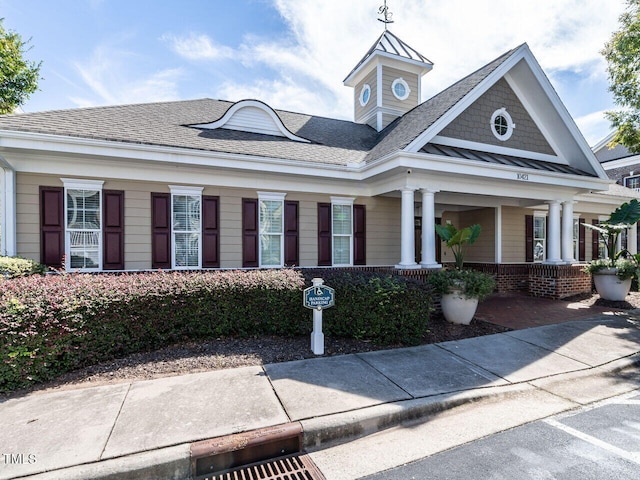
[435, 223, 481, 269]
[583, 199, 640, 265]
[427, 268, 496, 301]
[301, 270, 431, 346]
[0, 19, 41, 114]
[602, 0, 640, 153]
[0, 269, 432, 393]
[0, 256, 47, 278]
[583, 258, 638, 280]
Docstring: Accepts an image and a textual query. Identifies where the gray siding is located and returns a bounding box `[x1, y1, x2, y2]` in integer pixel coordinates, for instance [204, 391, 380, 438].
[440, 78, 555, 155]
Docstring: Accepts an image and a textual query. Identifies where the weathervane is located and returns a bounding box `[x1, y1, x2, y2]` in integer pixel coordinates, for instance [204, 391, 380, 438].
[378, 0, 394, 30]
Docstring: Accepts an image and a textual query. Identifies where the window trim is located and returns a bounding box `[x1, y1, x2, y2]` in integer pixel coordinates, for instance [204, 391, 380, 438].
[490, 107, 515, 141]
[533, 211, 546, 263]
[624, 174, 640, 191]
[331, 196, 355, 266]
[258, 192, 287, 268]
[359, 84, 371, 107]
[573, 214, 581, 261]
[170, 185, 203, 270]
[62, 178, 104, 272]
[391, 78, 410, 101]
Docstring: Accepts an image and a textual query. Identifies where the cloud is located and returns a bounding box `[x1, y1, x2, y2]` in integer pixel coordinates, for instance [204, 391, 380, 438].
[162, 33, 235, 61]
[70, 44, 183, 107]
[575, 110, 615, 146]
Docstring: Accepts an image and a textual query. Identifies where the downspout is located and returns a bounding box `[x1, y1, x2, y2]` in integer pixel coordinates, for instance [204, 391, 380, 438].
[0, 155, 17, 257]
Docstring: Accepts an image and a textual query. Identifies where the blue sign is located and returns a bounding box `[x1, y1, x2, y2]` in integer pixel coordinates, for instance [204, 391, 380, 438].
[303, 285, 335, 310]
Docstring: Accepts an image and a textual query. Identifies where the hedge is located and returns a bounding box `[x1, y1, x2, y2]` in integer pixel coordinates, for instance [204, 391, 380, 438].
[1, 269, 431, 393]
[0, 256, 47, 279]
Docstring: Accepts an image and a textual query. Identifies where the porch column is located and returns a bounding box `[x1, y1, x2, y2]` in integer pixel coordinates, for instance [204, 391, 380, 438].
[545, 200, 562, 264]
[420, 189, 441, 268]
[0, 160, 17, 257]
[630, 223, 638, 255]
[561, 200, 575, 263]
[395, 187, 419, 269]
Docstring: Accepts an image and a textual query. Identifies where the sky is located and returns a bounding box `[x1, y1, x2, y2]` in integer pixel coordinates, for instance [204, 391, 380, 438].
[0, 0, 629, 146]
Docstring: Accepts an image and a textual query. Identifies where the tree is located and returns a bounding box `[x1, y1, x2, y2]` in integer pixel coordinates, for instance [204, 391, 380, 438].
[0, 19, 41, 114]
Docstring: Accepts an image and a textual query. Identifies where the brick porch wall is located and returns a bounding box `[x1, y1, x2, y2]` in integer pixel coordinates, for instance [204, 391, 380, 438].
[299, 263, 593, 300]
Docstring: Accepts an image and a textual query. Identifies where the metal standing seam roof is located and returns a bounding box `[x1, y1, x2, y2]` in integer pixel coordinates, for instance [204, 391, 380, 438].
[421, 143, 591, 176]
[343, 30, 433, 82]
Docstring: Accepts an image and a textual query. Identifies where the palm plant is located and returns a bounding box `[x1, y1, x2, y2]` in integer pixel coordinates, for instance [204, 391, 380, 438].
[434, 223, 481, 270]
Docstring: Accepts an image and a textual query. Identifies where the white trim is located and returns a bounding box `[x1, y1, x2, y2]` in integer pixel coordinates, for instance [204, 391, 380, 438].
[391, 77, 411, 101]
[0, 156, 16, 256]
[170, 188, 203, 270]
[330, 196, 355, 205]
[359, 84, 371, 107]
[63, 185, 103, 271]
[495, 205, 502, 263]
[601, 154, 640, 170]
[490, 108, 515, 141]
[169, 185, 204, 196]
[330, 196, 355, 266]
[61, 178, 104, 190]
[191, 100, 310, 143]
[258, 191, 287, 201]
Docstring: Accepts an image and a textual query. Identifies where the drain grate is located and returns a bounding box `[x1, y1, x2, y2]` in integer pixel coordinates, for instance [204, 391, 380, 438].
[206, 453, 325, 480]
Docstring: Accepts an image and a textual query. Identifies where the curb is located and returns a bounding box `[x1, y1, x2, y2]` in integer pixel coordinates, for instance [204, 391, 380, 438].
[20, 355, 640, 480]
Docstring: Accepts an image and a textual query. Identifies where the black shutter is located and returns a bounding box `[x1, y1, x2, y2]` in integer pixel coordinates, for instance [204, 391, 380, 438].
[318, 203, 332, 266]
[202, 196, 220, 268]
[525, 214, 534, 262]
[284, 201, 299, 266]
[578, 218, 586, 262]
[40, 186, 64, 268]
[591, 219, 600, 260]
[151, 193, 171, 269]
[242, 198, 259, 267]
[103, 190, 124, 270]
[353, 204, 366, 265]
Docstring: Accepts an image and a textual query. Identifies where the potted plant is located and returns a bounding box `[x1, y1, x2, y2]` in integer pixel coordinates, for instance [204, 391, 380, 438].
[430, 223, 496, 325]
[583, 199, 640, 301]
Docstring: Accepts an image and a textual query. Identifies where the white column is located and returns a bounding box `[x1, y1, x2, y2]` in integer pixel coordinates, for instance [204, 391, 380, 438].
[545, 200, 562, 264]
[0, 163, 17, 257]
[420, 189, 441, 268]
[630, 223, 638, 255]
[561, 200, 575, 263]
[495, 206, 502, 263]
[395, 187, 419, 269]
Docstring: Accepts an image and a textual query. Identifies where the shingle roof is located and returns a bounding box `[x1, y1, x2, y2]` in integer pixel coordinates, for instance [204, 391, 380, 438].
[0, 99, 379, 166]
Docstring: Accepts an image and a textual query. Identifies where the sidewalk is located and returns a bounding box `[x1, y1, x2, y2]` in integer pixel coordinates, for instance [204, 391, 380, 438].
[1, 310, 639, 480]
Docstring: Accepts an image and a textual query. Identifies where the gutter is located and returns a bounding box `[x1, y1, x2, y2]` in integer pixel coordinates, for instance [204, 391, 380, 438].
[0, 155, 16, 256]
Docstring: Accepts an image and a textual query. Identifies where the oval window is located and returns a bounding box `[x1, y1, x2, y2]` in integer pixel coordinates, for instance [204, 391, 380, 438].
[490, 108, 515, 141]
[359, 84, 371, 107]
[391, 78, 410, 101]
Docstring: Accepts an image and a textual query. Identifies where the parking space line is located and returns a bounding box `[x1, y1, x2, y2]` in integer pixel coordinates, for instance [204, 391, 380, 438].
[544, 418, 640, 465]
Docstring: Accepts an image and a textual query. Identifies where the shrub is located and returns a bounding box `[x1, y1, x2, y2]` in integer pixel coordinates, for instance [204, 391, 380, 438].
[0, 268, 432, 393]
[0, 256, 47, 279]
[300, 269, 432, 346]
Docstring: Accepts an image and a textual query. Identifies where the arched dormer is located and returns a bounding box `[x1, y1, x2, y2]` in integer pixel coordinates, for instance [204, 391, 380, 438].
[191, 99, 310, 143]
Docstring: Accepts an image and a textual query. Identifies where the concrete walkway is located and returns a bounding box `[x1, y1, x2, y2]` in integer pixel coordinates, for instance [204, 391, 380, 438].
[1, 312, 639, 480]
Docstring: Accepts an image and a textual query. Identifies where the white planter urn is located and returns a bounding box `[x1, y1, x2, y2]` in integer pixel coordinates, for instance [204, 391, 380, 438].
[441, 289, 479, 325]
[592, 268, 632, 301]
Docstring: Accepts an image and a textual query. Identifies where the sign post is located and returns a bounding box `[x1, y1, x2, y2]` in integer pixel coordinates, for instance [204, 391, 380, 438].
[303, 278, 335, 355]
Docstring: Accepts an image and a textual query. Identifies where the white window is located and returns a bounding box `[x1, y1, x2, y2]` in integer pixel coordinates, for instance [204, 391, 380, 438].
[359, 84, 371, 107]
[533, 214, 546, 262]
[170, 186, 203, 269]
[63, 178, 104, 271]
[332, 197, 354, 266]
[624, 175, 640, 191]
[491, 107, 515, 141]
[391, 78, 410, 101]
[258, 192, 286, 267]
